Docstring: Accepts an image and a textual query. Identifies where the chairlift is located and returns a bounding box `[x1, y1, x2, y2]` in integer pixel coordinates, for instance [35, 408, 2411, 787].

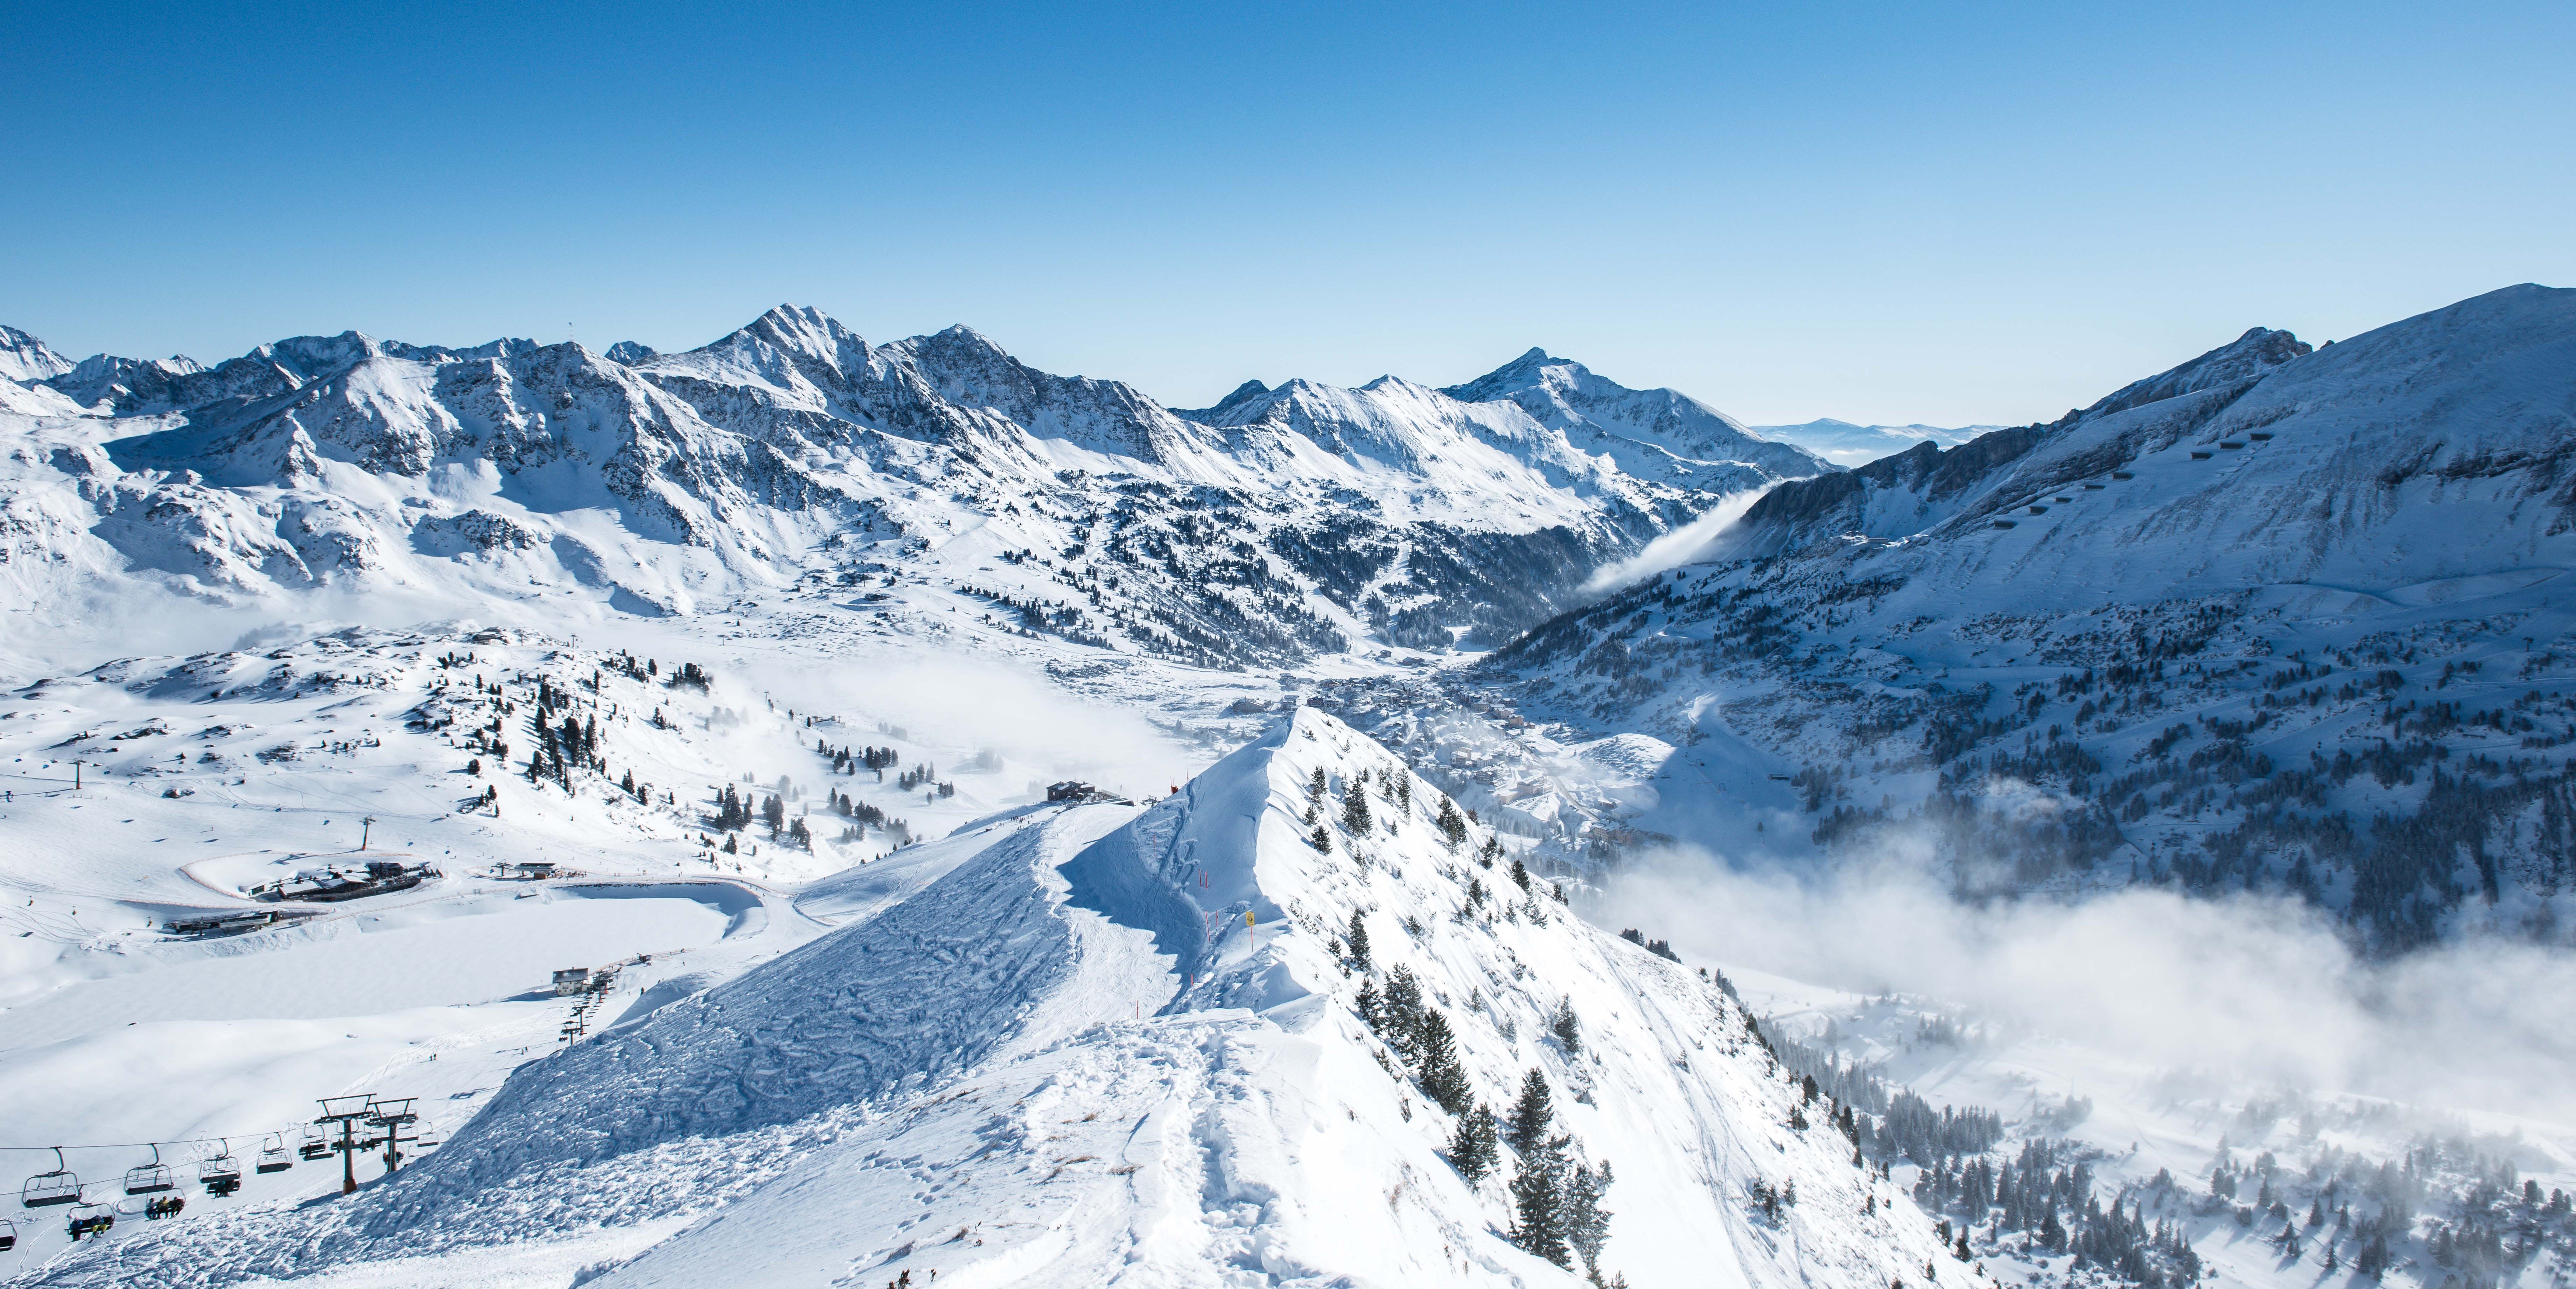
[0, 1216, 18, 1249]
[200, 1140, 243, 1195]
[123, 1144, 175, 1195]
[20, 1148, 79, 1208]
[66, 1201, 113, 1240]
[366, 1097, 419, 1125]
[256, 1133, 294, 1174]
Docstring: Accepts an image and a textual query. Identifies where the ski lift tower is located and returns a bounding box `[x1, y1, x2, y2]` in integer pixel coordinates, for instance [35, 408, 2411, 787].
[365, 1098, 420, 1178]
[313, 1094, 375, 1195]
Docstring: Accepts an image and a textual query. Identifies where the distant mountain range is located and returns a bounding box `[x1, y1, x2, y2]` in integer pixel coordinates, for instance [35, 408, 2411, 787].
[0, 310, 1828, 670]
[1750, 418, 2003, 467]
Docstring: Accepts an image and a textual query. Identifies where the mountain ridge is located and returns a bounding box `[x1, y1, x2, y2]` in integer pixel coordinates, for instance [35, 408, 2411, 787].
[0, 307, 1830, 673]
[1464, 282, 2576, 950]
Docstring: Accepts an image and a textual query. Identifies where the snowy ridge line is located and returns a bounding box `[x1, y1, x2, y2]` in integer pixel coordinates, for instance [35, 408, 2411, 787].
[1454, 283, 2576, 948]
[20, 708, 1986, 1288]
[0, 305, 1833, 672]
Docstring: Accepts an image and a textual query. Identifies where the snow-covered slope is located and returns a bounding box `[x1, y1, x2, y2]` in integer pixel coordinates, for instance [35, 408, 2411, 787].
[1750, 420, 2002, 468]
[0, 325, 79, 385]
[1465, 284, 2576, 948]
[20, 709, 1977, 1289]
[0, 309, 1833, 674]
[1441, 348, 1831, 488]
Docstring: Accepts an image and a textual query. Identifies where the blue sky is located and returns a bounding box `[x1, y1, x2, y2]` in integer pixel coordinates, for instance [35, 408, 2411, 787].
[7, 1, 2569, 425]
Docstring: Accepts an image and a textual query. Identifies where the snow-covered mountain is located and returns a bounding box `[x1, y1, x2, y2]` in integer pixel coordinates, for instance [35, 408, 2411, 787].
[0, 325, 78, 385]
[1464, 284, 2576, 950]
[1751, 419, 2002, 467]
[18, 708, 1979, 1289]
[0, 309, 1830, 672]
[5, 286, 2567, 1289]
[1439, 348, 1830, 487]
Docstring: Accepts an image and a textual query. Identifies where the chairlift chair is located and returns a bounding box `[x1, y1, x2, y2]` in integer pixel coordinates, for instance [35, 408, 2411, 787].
[0, 1216, 19, 1249]
[20, 1149, 80, 1207]
[299, 1126, 333, 1161]
[257, 1133, 294, 1174]
[122, 1144, 175, 1195]
[66, 1201, 113, 1240]
[200, 1141, 243, 1195]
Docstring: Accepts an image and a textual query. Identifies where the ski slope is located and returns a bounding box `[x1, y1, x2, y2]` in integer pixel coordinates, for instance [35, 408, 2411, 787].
[13, 710, 1981, 1288]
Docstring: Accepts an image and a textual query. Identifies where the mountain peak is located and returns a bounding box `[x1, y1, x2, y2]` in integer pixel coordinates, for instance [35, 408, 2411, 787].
[1440, 348, 1831, 480]
[1173, 378, 1274, 424]
[0, 323, 77, 383]
[924, 322, 1010, 358]
[2067, 325, 2309, 424]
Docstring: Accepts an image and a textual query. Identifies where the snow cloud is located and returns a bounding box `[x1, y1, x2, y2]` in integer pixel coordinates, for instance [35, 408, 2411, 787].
[1596, 843, 2576, 1124]
[670, 643, 1192, 803]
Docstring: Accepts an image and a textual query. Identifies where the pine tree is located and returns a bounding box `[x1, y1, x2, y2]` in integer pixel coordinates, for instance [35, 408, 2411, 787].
[1510, 856, 1532, 890]
[1550, 997, 1583, 1054]
[1308, 823, 1332, 852]
[1507, 1068, 1555, 1156]
[1415, 1010, 1472, 1115]
[1436, 797, 1469, 846]
[1510, 1143, 1572, 1267]
[1566, 1159, 1614, 1273]
[1342, 784, 1373, 833]
[1451, 1103, 1500, 1184]
[1382, 967, 1426, 1063]
[788, 816, 812, 849]
[1307, 765, 1328, 803]
[763, 793, 787, 836]
[1345, 910, 1371, 971]
[1356, 979, 1384, 1032]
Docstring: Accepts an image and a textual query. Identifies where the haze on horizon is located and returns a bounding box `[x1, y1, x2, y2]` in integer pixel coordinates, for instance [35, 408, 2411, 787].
[6, 0, 2569, 427]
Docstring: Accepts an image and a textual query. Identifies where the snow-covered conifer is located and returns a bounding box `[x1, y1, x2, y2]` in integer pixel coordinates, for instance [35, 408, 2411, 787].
[1506, 1068, 1555, 1156]
[1510, 1143, 1572, 1267]
[1566, 1159, 1615, 1274]
[1450, 1104, 1500, 1184]
[1550, 996, 1583, 1054]
[1415, 1010, 1472, 1115]
[1436, 796, 1469, 846]
[1341, 784, 1373, 833]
